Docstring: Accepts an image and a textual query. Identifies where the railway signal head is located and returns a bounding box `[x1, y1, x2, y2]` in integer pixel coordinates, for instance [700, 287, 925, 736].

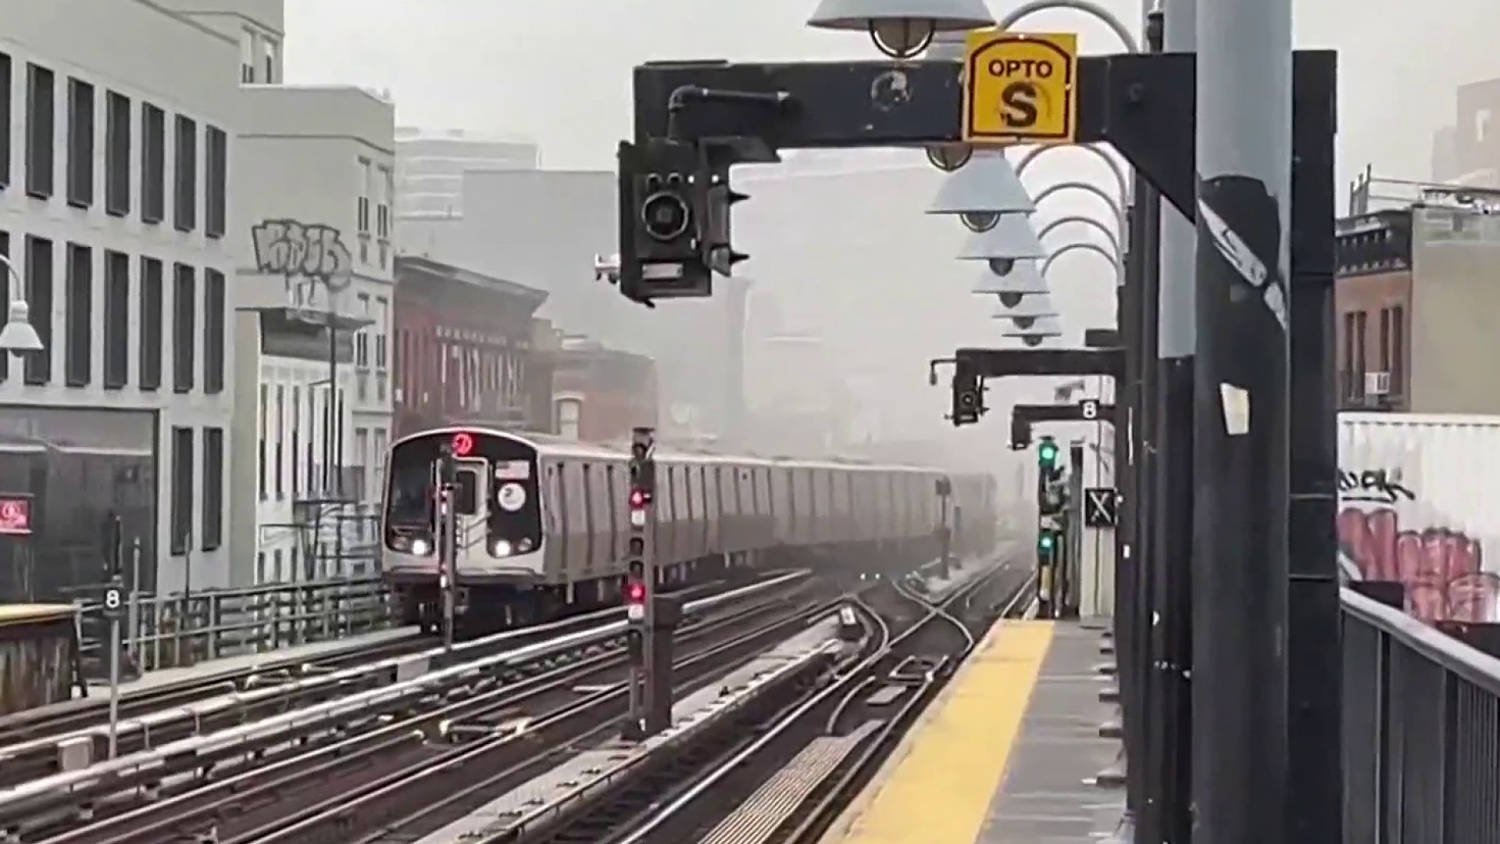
[616, 139, 712, 305]
[1038, 437, 1059, 470]
[950, 371, 984, 427]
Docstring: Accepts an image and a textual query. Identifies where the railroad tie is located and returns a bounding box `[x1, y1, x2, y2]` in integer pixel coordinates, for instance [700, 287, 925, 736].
[697, 720, 882, 844]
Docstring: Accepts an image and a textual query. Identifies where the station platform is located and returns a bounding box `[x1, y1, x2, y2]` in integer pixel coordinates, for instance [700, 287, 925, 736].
[821, 619, 1124, 844]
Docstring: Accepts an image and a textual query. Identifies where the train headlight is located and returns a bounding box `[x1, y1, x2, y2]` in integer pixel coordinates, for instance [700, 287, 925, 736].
[492, 539, 513, 557]
[411, 538, 432, 556]
[517, 537, 534, 553]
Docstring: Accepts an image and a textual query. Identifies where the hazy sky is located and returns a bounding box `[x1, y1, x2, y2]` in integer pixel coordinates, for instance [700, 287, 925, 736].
[284, 0, 1500, 199]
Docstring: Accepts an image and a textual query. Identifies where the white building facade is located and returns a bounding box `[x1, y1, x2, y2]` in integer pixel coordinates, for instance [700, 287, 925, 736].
[169, 2, 396, 588]
[394, 128, 537, 219]
[0, 1, 238, 599]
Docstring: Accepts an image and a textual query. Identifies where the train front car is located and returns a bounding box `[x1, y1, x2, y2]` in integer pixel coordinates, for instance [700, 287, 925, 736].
[382, 427, 545, 630]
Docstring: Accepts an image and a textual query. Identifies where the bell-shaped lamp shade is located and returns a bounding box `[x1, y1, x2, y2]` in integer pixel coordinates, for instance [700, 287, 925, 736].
[957, 214, 1046, 263]
[808, 0, 994, 32]
[0, 300, 44, 353]
[927, 149, 1035, 217]
[1001, 315, 1063, 338]
[1011, 332, 1060, 347]
[992, 293, 1058, 319]
[970, 260, 1048, 294]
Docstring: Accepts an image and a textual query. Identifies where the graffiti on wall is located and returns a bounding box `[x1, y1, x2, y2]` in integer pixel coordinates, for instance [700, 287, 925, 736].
[1337, 465, 1497, 623]
[250, 219, 353, 307]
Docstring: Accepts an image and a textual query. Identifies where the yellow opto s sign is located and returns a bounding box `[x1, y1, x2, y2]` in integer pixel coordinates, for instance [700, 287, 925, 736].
[963, 30, 1079, 144]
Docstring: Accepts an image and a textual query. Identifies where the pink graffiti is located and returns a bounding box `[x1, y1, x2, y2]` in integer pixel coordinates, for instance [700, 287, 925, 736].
[1338, 507, 1499, 623]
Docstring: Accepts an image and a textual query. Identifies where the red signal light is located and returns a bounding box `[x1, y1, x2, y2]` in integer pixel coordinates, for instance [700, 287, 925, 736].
[629, 489, 647, 509]
[452, 432, 475, 457]
[626, 581, 647, 603]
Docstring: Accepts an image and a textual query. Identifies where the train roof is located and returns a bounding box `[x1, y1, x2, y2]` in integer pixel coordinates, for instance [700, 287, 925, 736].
[396, 424, 992, 478]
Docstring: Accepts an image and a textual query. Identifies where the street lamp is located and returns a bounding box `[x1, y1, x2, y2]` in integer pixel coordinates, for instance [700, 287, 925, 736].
[807, 0, 994, 59]
[971, 260, 1048, 296]
[0, 254, 43, 354]
[993, 293, 1059, 321]
[926, 150, 1036, 232]
[955, 214, 1046, 275]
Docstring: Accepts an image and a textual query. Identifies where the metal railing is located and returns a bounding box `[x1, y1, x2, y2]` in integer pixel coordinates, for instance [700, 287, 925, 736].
[69, 577, 395, 677]
[1341, 583, 1500, 841]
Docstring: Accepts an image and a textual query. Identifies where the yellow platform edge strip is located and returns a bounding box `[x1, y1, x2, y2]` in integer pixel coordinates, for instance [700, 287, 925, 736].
[837, 619, 1056, 844]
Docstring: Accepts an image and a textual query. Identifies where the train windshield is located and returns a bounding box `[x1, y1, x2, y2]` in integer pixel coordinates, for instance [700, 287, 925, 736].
[387, 448, 435, 527]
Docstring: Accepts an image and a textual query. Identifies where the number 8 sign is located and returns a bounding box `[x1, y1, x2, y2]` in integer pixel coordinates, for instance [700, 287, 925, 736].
[1080, 399, 1099, 420]
[103, 587, 124, 619]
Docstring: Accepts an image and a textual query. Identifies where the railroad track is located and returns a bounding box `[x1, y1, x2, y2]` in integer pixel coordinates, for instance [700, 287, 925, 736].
[6, 572, 825, 844]
[535, 559, 1036, 844]
[0, 576, 758, 788]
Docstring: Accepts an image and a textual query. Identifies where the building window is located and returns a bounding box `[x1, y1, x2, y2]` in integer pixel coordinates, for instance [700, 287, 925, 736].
[275, 384, 286, 498]
[174, 115, 196, 232]
[26, 64, 54, 199]
[141, 103, 165, 223]
[203, 427, 223, 551]
[64, 243, 91, 386]
[170, 426, 194, 555]
[104, 250, 128, 388]
[356, 293, 370, 366]
[139, 257, 162, 389]
[262, 38, 278, 83]
[356, 157, 371, 234]
[1391, 305, 1405, 395]
[0, 53, 11, 187]
[291, 385, 301, 495]
[105, 91, 130, 216]
[374, 297, 388, 369]
[65, 78, 93, 208]
[240, 29, 256, 83]
[172, 263, 195, 392]
[205, 126, 226, 238]
[204, 268, 224, 393]
[373, 429, 387, 501]
[23, 236, 52, 385]
[258, 384, 268, 499]
[558, 398, 582, 439]
[0, 232, 8, 381]
[1354, 310, 1368, 400]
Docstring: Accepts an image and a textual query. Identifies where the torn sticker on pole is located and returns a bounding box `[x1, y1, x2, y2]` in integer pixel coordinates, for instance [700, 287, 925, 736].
[1197, 198, 1287, 331]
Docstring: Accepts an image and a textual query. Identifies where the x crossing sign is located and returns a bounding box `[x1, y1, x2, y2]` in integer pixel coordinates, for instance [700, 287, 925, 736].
[1084, 487, 1118, 528]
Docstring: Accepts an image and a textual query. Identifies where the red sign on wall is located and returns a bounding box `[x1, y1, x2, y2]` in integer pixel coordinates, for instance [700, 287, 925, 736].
[0, 495, 33, 536]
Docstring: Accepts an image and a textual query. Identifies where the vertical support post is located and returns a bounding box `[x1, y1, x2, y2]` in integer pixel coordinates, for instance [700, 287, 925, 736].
[127, 537, 142, 661]
[937, 477, 952, 578]
[104, 514, 124, 759]
[1194, 0, 1293, 836]
[1067, 441, 1085, 618]
[1114, 203, 1142, 824]
[1135, 12, 1166, 836]
[1286, 50, 1343, 844]
[437, 444, 457, 652]
[1152, 0, 1196, 839]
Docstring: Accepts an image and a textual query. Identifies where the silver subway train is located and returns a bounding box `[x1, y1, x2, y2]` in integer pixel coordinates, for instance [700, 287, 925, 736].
[381, 426, 998, 629]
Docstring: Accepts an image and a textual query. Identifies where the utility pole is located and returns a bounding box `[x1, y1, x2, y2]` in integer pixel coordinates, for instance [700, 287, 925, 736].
[435, 443, 458, 651]
[1152, 0, 1197, 838]
[936, 477, 953, 578]
[1194, 0, 1293, 838]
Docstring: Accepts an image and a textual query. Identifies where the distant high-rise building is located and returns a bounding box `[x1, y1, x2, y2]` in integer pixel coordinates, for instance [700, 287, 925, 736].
[1432, 77, 1500, 186]
[394, 127, 539, 218]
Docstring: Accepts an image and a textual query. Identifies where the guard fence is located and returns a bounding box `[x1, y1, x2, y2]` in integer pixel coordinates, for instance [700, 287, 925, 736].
[1341, 583, 1500, 841]
[68, 576, 396, 678]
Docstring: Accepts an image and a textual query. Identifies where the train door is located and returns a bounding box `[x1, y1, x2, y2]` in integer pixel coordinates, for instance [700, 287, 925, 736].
[452, 457, 488, 569]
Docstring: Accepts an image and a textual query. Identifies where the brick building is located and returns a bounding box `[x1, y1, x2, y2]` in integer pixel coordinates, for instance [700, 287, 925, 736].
[392, 256, 550, 437]
[1336, 177, 1500, 415]
[550, 337, 658, 443]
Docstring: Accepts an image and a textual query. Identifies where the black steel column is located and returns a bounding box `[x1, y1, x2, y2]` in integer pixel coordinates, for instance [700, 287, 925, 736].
[1286, 51, 1343, 843]
[1193, 0, 1293, 837]
[1152, 0, 1196, 839]
[1134, 13, 1166, 836]
[1116, 196, 1144, 825]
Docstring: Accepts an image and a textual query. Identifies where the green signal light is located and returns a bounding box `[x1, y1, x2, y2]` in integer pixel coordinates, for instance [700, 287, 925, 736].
[1039, 443, 1057, 462]
[1039, 533, 1055, 551]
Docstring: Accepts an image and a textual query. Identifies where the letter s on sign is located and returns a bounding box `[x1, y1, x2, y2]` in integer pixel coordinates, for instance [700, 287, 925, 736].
[1000, 82, 1039, 128]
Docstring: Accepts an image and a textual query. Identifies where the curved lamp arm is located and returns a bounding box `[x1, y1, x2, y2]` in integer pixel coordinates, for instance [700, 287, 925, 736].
[1037, 215, 1122, 259]
[1042, 241, 1125, 284]
[1030, 181, 1126, 235]
[1015, 144, 1129, 203]
[998, 0, 1141, 53]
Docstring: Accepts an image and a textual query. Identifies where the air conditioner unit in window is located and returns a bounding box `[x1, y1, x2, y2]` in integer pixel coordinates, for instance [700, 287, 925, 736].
[1366, 371, 1391, 396]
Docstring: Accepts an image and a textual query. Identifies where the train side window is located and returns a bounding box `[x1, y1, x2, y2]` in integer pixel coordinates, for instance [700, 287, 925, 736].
[605, 463, 619, 547]
[546, 464, 562, 533]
